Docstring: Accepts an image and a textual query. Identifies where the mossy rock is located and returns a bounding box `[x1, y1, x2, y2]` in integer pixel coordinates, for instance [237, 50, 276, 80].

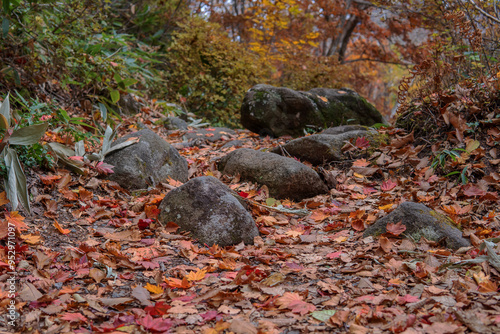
[363, 202, 470, 250]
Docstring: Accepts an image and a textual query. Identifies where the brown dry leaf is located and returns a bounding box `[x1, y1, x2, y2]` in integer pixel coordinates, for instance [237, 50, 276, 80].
[19, 283, 43, 302]
[104, 230, 141, 242]
[132, 286, 153, 306]
[0, 191, 9, 206]
[99, 297, 134, 306]
[380, 236, 393, 253]
[89, 268, 106, 283]
[391, 131, 414, 149]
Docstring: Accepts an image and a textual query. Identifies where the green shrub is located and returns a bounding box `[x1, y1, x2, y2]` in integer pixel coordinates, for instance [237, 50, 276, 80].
[164, 16, 271, 127]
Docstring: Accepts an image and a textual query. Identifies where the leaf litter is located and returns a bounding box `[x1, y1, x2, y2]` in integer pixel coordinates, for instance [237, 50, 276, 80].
[1, 109, 500, 334]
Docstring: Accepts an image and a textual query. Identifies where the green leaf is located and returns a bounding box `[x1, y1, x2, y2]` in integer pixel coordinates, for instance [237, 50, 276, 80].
[101, 125, 114, 157]
[9, 123, 48, 145]
[311, 310, 336, 322]
[59, 108, 70, 121]
[4, 148, 30, 213]
[2, 18, 10, 38]
[110, 90, 120, 104]
[0, 92, 11, 127]
[45, 142, 85, 175]
[98, 103, 107, 122]
[75, 140, 86, 157]
[121, 78, 138, 87]
[266, 197, 277, 206]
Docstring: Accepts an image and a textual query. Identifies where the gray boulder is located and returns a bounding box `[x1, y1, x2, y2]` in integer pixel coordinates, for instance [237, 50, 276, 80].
[270, 129, 374, 165]
[218, 148, 328, 201]
[321, 125, 368, 135]
[363, 202, 470, 250]
[158, 176, 259, 246]
[240, 84, 385, 137]
[104, 129, 188, 190]
[164, 117, 188, 130]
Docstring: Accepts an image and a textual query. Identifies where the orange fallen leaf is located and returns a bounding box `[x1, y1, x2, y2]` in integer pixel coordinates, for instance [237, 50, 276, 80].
[164, 277, 192, 289]
[186, 268, 207, 282]
[20, 234, 42, 244]
[54, 221, 70, 235]
[0, 192, 9, 206]
[145, 283, 164, 294]
[5, 211, 28, 231]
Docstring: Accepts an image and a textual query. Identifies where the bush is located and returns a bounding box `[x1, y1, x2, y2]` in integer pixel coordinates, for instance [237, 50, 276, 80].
[164, 16, 271, 127]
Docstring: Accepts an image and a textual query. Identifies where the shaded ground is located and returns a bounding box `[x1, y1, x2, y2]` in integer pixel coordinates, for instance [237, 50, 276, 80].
[1, 108, 500, 334]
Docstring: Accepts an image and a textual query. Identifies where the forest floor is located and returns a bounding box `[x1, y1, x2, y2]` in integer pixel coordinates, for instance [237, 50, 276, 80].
[2, 106, 500, 334]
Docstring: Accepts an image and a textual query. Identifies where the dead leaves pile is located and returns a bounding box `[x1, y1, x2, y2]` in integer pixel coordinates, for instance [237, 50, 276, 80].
[1, 116, 499, 334]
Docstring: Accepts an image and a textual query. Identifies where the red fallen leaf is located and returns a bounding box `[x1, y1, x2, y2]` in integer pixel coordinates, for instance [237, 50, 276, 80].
[463, 184, 487, 197]
[137, 314, 173, 332]
[397, 294, 420, 304]
[276, 292, 316, 315]
[206, 128, 215, 131]
[145, 301, 171, 316]
[355, 136, 370, 149]
[96, 161, 114, 175]
[200, 310, 222, 322]
[326, 251, 342, 259]
[145, 205, 160, 219]
[285, 262, 304, 272]
[61, 312, 88, 323]
[238, 191, 249, 198]
[386, 221, 406, 236]
[355, 295, 375, 302]
[381, 179, 397, 191]
[138, 218, 153, 230]
[363, 187, 377, 195]
[119, 272, 135, 280]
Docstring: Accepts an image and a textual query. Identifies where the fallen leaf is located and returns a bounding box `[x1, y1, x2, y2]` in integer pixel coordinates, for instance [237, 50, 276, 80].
[386, 221, 406, 236]
[276, 292, 316, 315]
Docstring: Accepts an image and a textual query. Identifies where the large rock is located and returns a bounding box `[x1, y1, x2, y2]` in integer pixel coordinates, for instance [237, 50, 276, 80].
[158, 176, 259, 246]
[218, 148, 328, 201]
[363, 202, 470, 250]
[270, 128, 375, 165]
[164, 117, 188, 130]
[241, 84, 385, 137]
[104, 129, 188, 190]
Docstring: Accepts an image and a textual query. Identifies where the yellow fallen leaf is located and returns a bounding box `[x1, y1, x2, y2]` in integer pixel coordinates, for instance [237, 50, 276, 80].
[379, 204, 394, 210]
[145, 283, 164, 294]
[186, 268, 207, 282]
